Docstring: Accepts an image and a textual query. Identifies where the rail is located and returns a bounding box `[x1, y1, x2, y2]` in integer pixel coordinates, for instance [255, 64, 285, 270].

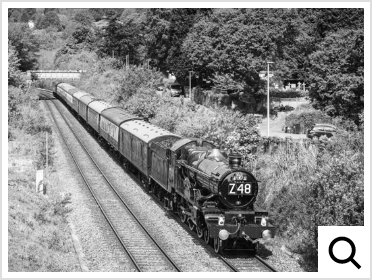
[44, 99, 181, 272]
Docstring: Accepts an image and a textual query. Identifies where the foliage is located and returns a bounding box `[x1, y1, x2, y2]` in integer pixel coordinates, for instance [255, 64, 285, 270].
[313, 8, 363, 39]
[9, 8, 37, 22]
[182, 9, 300, 94]
[8, 23, 40, 71]
[123, 89, 162, 120]
[73, 10, 94, 26]
[8, 41, 25, 87]
[54, 27, 97, 67]
[61, 21, 80, 40]
[116, 65, 165, 100]
[8, 9, 23, 22]
[210, 73, 244, 92]
[36, 11, 63, 31]
[144, 8, 211, 81]
[9, 87, 51, 137]
[97, 13, 146, 64]
[33, 29, 64, 51]
[269, 88, 307, 98]
[89, 8, 106, 21]
[256, 132, 363, 271]
[308, 28, 364, 124]
[55, 51, 98, 71]
[20, 8, 37, 22]
[57, 14, 69, 30]
[285, 107, 332, 132]
[44, 8, 60, 14]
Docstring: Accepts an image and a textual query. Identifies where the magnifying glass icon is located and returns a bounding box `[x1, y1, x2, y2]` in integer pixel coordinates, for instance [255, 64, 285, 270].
[329, 236, 361, 269]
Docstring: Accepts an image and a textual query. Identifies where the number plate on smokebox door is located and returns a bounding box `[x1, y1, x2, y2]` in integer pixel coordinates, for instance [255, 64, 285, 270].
[228, 181, 252, 195]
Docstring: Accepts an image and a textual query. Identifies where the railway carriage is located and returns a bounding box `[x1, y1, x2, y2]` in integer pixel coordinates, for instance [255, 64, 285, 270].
[99, 107, 141, 152]
[71, 90, 89, 114]
[87, 100, 113, 135]
[119, 120, 180, 189]
[55, 83, 76, 107]
[78, 94, 95, 122]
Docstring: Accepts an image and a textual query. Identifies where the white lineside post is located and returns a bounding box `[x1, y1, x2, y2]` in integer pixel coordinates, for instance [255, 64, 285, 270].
[126, 55, 129, 69]
[36, 170, 44, 193]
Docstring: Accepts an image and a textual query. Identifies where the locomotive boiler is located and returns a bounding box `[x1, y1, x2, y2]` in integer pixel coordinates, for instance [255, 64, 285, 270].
[174, 145, 275, 253]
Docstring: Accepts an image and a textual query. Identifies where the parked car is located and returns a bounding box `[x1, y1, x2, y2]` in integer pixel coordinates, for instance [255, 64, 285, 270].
[306, 123, 338, 139]
[168, 82, 183, 97]
[273, 104, 294, 112]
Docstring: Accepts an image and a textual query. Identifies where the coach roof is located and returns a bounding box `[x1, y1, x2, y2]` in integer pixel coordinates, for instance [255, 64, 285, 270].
[73, 90, 89, 100]
[79, 94, 95, 105]
[120, 120, 179, 143]
[57, 83, 75, 91]
[88, 100, 113, 114]
[100, 107, 141, 126]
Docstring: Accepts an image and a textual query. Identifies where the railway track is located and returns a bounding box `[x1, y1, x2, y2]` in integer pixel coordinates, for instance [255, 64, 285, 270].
[162, 205, 276, 272]
[44, 99, 181, 272]
[221, 254, 276, 272]
[42, 89, 276, 272]
[36, 88, 55, 100]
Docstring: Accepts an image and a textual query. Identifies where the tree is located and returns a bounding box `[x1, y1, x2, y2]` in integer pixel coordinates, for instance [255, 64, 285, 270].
[54, 26, 97, 67]
[8, 40, 24, 87]
[20, 12, 30, 23]
[36, 11, 63, 31]
[97, 15, 145, 64]
[8, 23, 40, 70]
[89, 8, 105, 21]
[8, 9, 23, 22]
[144, 8, 212, 81]
[44, 8, 59, 14]
[313, 8, 363, 39]
[182, 9, 301, 94]
[308, 28, 363, 124]
[73, 10, 94, 26]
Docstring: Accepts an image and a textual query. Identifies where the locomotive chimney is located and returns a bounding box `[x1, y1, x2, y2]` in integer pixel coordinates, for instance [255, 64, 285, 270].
[229, 152, 242, 169]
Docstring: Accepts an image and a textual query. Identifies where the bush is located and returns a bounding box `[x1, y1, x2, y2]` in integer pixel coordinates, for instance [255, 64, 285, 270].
[33, 29, 62, 51]
[36, 11, 63, 31]
[117, 66, 164, 100]
[123, 89, 162, 120]
[269, 88, 307, 98]
[285, 107, 332, 132]
[73, 10, 94, 26]
[255, 132, 363, 271]
[54, 50, 98, 71]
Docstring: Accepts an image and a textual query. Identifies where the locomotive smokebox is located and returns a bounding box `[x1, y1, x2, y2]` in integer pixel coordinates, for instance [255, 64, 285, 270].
[229, 152, 242, 169]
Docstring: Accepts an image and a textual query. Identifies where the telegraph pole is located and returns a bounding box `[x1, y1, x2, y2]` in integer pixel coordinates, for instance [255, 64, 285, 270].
[189, 71, 193, 99]
[45, 132, 48, 194]
[267, 62, 273, 137]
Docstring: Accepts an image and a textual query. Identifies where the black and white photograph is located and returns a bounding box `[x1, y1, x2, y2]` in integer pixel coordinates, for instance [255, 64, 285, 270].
[3, 2, 369, 277]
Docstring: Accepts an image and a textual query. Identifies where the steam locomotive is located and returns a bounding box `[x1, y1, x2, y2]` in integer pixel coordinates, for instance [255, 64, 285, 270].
[54, 82, 275, 253]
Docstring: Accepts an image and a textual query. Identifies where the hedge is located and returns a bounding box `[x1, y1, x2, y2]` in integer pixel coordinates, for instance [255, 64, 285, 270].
[285, 108, 332, 132]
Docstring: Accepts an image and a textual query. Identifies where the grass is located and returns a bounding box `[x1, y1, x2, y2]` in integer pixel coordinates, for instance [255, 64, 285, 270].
[8, 152, 79, 271]
[8, 87, 79, 271]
